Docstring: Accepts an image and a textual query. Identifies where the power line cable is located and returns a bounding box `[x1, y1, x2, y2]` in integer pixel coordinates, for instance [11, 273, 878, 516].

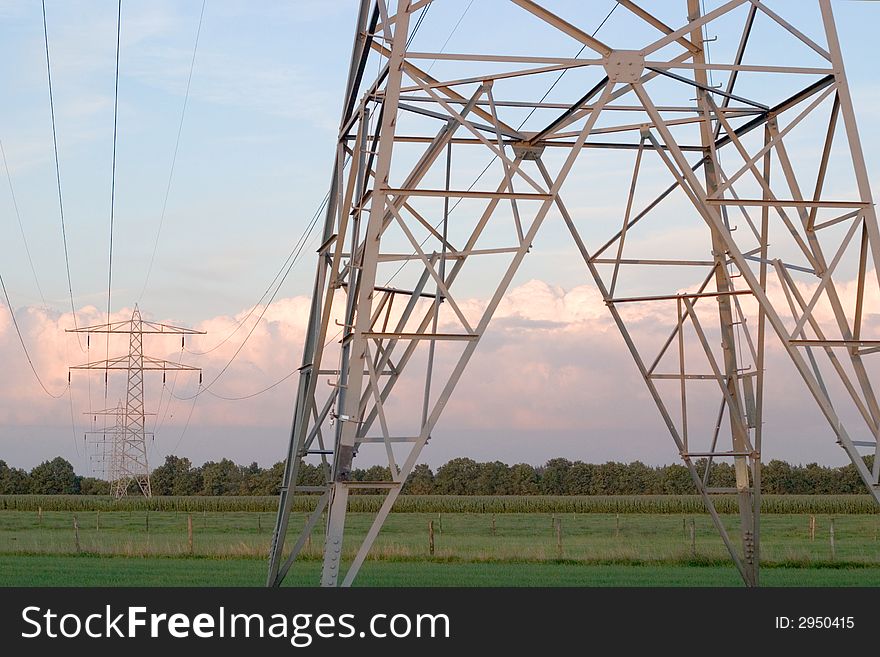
[168, 390, 199, 455]
[139, 0, 207, 303]
[381, 2, 620, 290]
[0, 139, 47, 308]
[0, 273, 67, 399]
[204, 369, 297, 401]
[172, 203, 322, 400]
[447, 1, 619, 216]
[153, 346, 185, 436]
[173, 5, 436, 403]
[41, 0, 85, 350]
[105, 0, 123, 403]
[60, 299, 83, 464]
[405, 2, 431, 49]
[288, 2, 621, 410]
[517, 2, 619, 130]
[425, 0, 474, 74]
[66, 385, 82, 462]
[184, 189, 331, 356]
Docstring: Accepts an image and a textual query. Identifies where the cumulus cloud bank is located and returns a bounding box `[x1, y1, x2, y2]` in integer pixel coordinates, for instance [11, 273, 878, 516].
[1, 275, 877, 471]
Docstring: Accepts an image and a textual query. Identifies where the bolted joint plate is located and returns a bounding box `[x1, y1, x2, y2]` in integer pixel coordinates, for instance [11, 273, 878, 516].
[603, 50, 645, 83]
[512, 142, 545, 160]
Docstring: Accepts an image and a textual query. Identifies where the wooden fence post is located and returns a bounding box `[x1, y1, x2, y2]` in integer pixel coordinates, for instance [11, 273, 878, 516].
[689, 519, 696, 558]
[491, 514, 496, 537]
[555, 518, 562, 558]
[38, 506, 43, 526]
[830, 518, 836, 561]
[809, 514, 816, 541]
[187, 514, 194, 555]
[429, 520, 435, 556]
[73, 515, 81, 553]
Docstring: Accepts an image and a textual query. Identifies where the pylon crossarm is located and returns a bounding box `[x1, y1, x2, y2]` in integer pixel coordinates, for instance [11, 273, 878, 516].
[71, 356, 199, 371]
[66, 320, 205, 334]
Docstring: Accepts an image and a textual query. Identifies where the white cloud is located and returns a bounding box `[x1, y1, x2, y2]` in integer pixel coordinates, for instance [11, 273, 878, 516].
[2, 272, 878, 471]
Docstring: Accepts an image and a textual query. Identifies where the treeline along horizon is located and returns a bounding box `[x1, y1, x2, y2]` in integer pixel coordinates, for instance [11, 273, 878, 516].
[0, 454, 874, 497]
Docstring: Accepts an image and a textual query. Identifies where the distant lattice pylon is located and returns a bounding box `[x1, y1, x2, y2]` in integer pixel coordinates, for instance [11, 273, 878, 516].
[84, 402, 158, 497]
[69, 305, 204, 499]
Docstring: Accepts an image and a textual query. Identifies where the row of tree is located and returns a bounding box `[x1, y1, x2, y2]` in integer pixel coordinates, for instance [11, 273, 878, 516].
[0, 454, 874, 496]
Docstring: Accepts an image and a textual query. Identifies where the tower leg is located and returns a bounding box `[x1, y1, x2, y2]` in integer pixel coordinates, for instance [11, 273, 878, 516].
[688, 0, 759, 586]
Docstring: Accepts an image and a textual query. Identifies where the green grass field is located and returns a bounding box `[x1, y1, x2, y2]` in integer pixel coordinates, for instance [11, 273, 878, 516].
[2, 510, 879, 562]
[1, 505, 880, 585]
[2, 555, 880, 587]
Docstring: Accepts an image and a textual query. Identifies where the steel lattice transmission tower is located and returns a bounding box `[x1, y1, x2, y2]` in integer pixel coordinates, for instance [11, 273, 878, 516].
[84, 403, 158, 497]
[268, 0, 880, 587]
[69, 306, 204, 498]
[84, 402, 127, 491]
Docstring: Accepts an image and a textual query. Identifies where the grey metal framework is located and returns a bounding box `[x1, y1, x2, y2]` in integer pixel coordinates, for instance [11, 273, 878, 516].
[69, 306, 203, 498]
[85, 403, 134, 493]
[84, 403, 159, 497]
[268, 0, 880, 587]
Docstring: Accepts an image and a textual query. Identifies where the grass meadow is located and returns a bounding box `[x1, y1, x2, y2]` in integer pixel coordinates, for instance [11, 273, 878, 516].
[1, 496, 879, 586]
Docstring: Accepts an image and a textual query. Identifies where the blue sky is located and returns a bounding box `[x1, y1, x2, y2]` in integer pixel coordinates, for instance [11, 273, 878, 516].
[2, 1, 879, 321]
[2, 1, 880, 474]
[0, 0, 354, 321]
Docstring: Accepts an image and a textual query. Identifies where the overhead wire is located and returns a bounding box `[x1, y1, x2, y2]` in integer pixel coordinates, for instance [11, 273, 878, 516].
[41, 0, 85, 351]
[425, 0, 474, 74]
[379, 1, 620, 291]
[67, 385, 82, 462]
[311, 0, 482, 351]
[0, 274, 80, 460]
[0, 274, 67, 399]
[168, 391, 199, 456]
[0, 140, 48, 309]
[102, 0, 123, 409]
[153, 345, 185, 436]
[139, 0, 207, 303]
[204, 369, 297, 401]
[405, 2, 431, 49]
[172, 1, 434, 404]
[181, 0, 421, 366]
[445, 1, 619, 217]
[184, 188, 331, 356]
[2, 8, 81, 458]
[171, 199, 323, 401]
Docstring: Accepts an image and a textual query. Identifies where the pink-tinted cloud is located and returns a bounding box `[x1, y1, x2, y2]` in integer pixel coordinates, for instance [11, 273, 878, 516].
[1, 273, 878, 470]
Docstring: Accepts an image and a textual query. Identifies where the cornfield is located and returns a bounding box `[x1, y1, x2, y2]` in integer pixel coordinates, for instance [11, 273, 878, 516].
[1, 494, 877, 514]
